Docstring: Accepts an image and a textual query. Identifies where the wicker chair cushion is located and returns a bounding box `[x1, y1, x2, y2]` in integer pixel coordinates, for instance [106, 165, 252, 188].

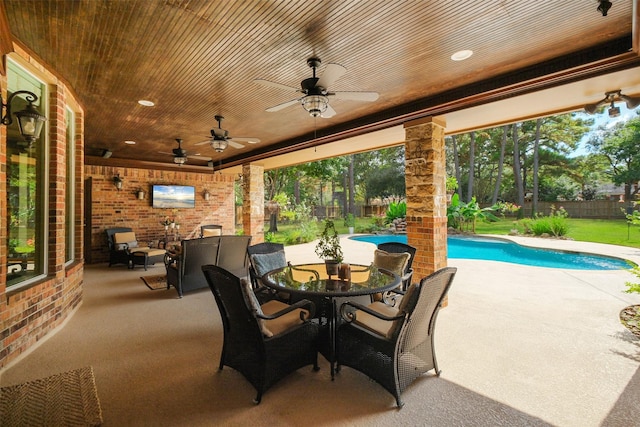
[202, 228, 222, 237]
[113, 232, 137, 244]
[240, 278, 308, 337]
[353, 301, 399, 338]
[250, 251, 287, 276]
[261, 300, 309, 337]
[240, 278, 273, 336]
[373, 249, 410, 276]
[353, 282, 418, 338]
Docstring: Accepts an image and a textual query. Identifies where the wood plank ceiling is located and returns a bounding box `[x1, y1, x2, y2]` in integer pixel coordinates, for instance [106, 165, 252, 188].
[3, 0, 638, 172]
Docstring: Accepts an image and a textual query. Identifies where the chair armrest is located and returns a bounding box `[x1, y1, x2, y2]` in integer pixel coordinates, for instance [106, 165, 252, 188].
[287, 262, 320, 281]
[339, 300, 405, 323]
[256, 299, 316, 321]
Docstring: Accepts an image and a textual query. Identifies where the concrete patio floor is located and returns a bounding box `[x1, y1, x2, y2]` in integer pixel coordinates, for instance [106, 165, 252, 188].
[287, 234, 640, 426]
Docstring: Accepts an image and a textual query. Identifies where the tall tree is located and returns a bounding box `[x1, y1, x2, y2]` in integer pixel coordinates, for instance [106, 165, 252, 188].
[532, 118, 541, 215]
[587, 116, 640, 202]
[467, 131, 476, 202]
[491, 125, 508, 204]
[512, 123, 525, 209]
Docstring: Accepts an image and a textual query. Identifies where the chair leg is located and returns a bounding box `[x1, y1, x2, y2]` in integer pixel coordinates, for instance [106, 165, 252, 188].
[253, 391, 262, 404]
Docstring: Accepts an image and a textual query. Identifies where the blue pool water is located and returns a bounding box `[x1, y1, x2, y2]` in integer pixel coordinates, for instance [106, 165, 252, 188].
[350, 234, 631, 270]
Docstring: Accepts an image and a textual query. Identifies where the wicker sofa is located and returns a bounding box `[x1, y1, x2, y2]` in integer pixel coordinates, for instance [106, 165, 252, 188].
[165, 235, 252, 297]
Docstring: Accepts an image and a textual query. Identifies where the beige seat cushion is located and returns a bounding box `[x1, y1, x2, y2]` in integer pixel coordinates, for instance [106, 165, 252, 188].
[131, 248, 165, 257]
[261, 300, 309, 337]
[239, 279, 308, 337]
[113, 232, 137, 244]
[202, 228, 222, 237]
[353, 282, 418, 338]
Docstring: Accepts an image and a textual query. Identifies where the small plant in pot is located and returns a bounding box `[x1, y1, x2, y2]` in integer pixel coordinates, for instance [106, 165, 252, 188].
[315, 219, 344, 276]
[345, 213, 356, 234]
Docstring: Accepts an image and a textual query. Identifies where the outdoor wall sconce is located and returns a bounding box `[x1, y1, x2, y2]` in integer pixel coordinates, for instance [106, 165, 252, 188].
[584, 90, 640, 117]
[136, 189, 146, 200]
[0, 90, 47, 145]
[203, 189, 210, 201]
[113, 174, 123, 190]
[597, 0, 612, 16]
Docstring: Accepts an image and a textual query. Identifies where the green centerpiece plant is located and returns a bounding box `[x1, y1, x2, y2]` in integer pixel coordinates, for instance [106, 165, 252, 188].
[315, 219, 343, 276]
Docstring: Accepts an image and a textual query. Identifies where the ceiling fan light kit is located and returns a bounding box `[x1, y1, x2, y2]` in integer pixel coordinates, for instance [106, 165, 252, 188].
[584, 89, 640, 117]
[255, 57, 379, 118]
[302, 95, 329, 117]
[195, 115, 260, 153]
[172, 138, 188, 165]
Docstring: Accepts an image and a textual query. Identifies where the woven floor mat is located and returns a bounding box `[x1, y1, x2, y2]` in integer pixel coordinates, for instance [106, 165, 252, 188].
[0, 366, 103, 427]
[140, 274, 167, 290]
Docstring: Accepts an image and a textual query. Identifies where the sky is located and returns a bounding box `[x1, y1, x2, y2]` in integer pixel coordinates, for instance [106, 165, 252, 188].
[574, 103, 638, 157]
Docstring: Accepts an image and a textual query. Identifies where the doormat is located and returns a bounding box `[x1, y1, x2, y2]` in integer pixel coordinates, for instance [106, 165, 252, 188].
[0, 366, 103, 426]
[141, 274, 167, 290]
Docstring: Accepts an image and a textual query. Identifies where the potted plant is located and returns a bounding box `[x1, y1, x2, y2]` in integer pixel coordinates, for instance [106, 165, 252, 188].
[345, 213, 356, 234]
[315, 219, 343, 276]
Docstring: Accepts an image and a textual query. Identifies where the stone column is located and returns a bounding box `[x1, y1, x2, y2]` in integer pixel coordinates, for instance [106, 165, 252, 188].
[242, 164, 264, 243]
[404, 117, 448, 279]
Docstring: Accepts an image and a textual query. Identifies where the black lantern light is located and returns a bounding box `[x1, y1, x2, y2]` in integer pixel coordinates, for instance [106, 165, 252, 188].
[1, 90, 47, 144]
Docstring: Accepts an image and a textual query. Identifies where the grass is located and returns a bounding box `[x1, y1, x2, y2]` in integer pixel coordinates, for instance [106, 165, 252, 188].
[264, 217, 640, 249]
[476, 218, 640, 249]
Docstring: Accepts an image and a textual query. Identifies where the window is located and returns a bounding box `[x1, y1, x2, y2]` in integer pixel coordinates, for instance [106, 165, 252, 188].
[6, 59, 47, 287]
[65, 107, 75, 264]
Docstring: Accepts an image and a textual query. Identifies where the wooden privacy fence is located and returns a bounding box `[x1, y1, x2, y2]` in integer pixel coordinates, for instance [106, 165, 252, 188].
[235, 200, 634, 226]
[519, 200, 635, 219]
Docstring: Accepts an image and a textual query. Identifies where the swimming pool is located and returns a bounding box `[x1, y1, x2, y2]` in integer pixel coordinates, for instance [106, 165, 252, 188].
[349, 234, 631, 270]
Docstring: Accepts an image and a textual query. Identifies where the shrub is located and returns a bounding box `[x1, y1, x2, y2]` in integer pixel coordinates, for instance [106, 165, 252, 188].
[385, 201, 406, 224]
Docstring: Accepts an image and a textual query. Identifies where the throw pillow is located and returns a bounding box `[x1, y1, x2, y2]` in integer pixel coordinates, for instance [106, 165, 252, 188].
[373, 249, 410, 276]
[239, 278, 273, 337]
[202, 228, 222, 237]
[251, 251, 287, 276]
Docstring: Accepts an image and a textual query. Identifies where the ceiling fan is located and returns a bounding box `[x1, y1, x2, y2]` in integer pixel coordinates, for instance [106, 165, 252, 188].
[254, 57, 379, 118]
[195, 115, 260, 152]
[159, 138, 211, 165]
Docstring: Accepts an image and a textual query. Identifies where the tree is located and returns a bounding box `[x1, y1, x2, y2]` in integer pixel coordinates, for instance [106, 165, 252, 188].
[587, 116, 640, 202]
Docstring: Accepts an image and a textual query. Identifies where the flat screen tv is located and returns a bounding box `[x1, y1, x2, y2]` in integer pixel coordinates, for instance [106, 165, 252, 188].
[152, 185, 195, 208]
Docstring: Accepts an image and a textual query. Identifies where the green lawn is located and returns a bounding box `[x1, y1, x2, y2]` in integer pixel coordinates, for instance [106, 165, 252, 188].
[265, 217, 640, 249]
[476, 218, 640, 249]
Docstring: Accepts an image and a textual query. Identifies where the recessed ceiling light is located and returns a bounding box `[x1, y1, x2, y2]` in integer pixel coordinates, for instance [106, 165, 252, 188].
[124, 140, 136, 145]
[451, 50, 473, 61]
[138, 100, 155, 107]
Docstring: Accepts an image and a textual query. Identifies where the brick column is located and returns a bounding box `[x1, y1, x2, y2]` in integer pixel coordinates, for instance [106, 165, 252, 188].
[404, 117, 448, 280]
[242, 164, 264, 243]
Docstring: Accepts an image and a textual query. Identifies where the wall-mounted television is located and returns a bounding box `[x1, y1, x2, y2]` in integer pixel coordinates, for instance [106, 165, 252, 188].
[152, 185, 195, 208]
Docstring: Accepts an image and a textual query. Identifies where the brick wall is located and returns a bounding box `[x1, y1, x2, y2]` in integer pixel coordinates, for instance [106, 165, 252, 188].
[1, 45, 85, 369]
[85, 165, 237, 264]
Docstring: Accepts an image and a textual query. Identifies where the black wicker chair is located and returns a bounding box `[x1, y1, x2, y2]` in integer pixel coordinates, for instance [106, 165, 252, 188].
[336, 267, 457, 407]
[106, 227, 133, 267]
[202, 264, 319, 404]
[377, 242, 417, 290]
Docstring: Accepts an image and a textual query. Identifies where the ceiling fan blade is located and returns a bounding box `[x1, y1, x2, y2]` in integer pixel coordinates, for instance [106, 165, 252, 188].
[331, 91, 379, 102]
[228, 140, 244, 149]
[254, 78, 299, 92]
[321, 104, 337, 118]
[316, 63, 346, 89]
[265, 98, 300, 112]
[230, 136, 260, 144]
[188, 154, 212, 161]
[194, 139, 212, 146]
[584, 96, 608, 114]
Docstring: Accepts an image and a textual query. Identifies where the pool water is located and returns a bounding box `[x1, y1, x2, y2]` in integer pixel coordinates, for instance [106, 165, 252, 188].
[350, 234, 631, 270]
